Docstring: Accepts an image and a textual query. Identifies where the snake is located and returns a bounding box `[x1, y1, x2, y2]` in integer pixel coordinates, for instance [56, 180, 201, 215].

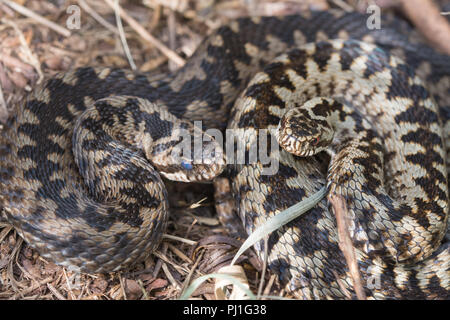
[0, 8, 449, 299]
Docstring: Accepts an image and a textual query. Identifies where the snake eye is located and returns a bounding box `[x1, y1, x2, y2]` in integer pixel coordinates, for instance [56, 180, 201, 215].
[181, 161, 193, 170]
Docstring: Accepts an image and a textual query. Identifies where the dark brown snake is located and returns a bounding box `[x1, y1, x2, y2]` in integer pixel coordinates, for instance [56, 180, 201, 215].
[0, 9, 449, 299]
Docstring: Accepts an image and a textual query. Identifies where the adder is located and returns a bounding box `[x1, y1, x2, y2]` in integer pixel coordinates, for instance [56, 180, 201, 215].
[0, 8, 449, 299]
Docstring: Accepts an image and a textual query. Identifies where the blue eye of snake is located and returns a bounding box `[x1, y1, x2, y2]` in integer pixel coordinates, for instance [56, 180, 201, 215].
[181, 161, 193, 170]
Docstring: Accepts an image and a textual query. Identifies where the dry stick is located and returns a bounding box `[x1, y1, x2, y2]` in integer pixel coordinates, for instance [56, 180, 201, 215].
[262, 274, 277, 299]
[0, 225, 13, 243]
[0, 70, 7, 120]
[162, 233, 197, 246]
[149, 4, 162, 30]
[77, 0, 119, 34]
[103, 0, 185, 67]
[1, 0, 71, 37]
[152, 241, 169, 278]
[167, 8, 177, 71]
[397, 0, 450, 55]
[153, 250, 188, 274]
[0, 53, 35, 77]
[11, 276, 54, 299]
[168, 243, 193, 264]
[328, 194, 367, 300]
[118, 273, 128, 300]
[162, 261, 181, 290]
[47, 283, 67, 300]
[137, 279, 149, 300]
[331, 269, 352, 299]
[7, 237, 24, 295]
[62, 269, 77, 300]
[331, 0, 353, 11]
[180, 249, 204, 297]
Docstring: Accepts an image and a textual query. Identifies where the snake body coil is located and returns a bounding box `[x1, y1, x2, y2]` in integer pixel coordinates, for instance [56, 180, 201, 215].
[228, 40, 449, 299]
[0, 9, 449, 298]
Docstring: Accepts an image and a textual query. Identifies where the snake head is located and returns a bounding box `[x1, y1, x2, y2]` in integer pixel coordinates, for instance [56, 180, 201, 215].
[276, 98, 336, 157]
[148, 121, 226, 182]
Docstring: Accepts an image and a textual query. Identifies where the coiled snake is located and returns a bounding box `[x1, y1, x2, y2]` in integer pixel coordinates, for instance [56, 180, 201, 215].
[0, 9, 449, 299]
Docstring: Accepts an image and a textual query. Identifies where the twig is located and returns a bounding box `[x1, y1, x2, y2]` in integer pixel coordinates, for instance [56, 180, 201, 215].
[0, 67, 7, 120]
[162, 233, 197, 246]
[112, 0, 136, 70]
[168, 243, 193, 264]
[47, 283, 67, 300]
[152, 241, 168, 278]
[118, 273, 127, 300]
[330, 0, 354, 11]
[153, 249, 188, 274]
[1, 0, 71, 37]
[371, 0, 450, 55]
[103, 0, 185, 67]
[7, 237, 24, 295]
[149, 4, 162, 30]
[77, 0, 119, 34]
[2, 18, 44, 83]
[167, 8, 177, 71]
[328, 194, 366, 300]
[10, 276, 54, 299]
[398, 0, 450, 54]
[0, 53, 35, 77]
[62, 269, 77, 300]
[262, 274, 277, 299]
[179, 249, 204, 297]
[161, 262, 181, 290]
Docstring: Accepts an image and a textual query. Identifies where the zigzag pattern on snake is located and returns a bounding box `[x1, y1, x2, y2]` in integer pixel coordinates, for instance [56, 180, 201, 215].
[0, 9, 449, 299]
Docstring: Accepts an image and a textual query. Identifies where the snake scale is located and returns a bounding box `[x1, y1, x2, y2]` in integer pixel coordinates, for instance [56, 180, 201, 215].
[0, 8, 449, 299]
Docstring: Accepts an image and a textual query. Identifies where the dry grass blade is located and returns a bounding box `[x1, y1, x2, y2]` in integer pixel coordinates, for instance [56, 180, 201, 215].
[47, 283, 66, 300]
[77, 0, 119, 34]
[1, 0, 71, 37]
[103, 0, 185, 67]
[214, 265, 251, 300]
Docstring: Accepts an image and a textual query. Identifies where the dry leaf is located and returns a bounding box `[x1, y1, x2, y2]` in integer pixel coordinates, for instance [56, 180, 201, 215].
[214, 265, 251, 300]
